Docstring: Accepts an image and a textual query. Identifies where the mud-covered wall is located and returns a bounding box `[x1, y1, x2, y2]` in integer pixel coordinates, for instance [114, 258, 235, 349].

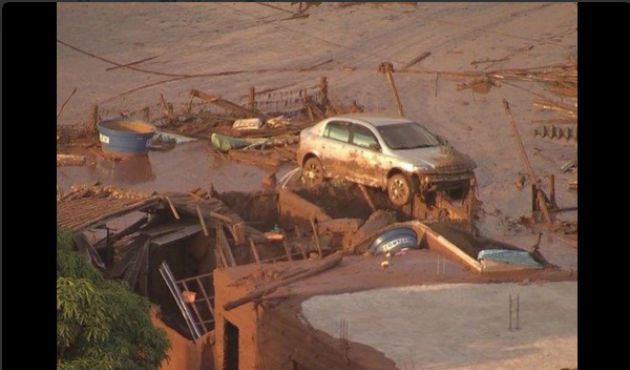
[256, 306, 374, 370]
[213, 266, 395, 370]
[152, 306, 214, 370]
[217, 191, 279, 231]
[213, 268, 260, 370]
[278, 189, 332, 230]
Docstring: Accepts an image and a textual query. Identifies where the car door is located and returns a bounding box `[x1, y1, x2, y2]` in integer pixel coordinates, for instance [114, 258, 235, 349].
[319, 120, 353, 179]
[348, 123, 388, 188]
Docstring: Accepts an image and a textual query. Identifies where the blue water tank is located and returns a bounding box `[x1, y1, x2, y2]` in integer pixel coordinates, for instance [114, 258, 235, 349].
[97, 119, 156, 155]
[368, 227, 418, 254]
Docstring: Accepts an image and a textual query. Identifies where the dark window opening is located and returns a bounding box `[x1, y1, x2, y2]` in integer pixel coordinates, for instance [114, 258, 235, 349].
[224, 319, 240, 370]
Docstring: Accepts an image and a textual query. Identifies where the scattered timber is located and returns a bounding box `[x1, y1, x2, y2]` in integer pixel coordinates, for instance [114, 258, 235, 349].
[400, 51, 431, 71]
[502, 99, 553, 230]
[223, 251, 343, 311]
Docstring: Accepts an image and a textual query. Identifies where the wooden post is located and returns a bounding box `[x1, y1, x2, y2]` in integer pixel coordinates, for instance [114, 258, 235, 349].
[89, 104, 99, 134]
[502, 99, 552, 230]
[143, 106, 151, 122]
[160, 93, 174, 122]
[248, 239, 261, 265]
[434, 73, 440, 97]
[516, 294, 521, 330]
[319, 76, 329, 104]
[282, 240, 293, 261]
[531, 184, 539, 212]
[378, 62, 404, 117]
[509, 294, 513, 331]
[548, 174, 556, 208]
[358, 184, 376, 212]
[249, 87, 256, 110]
[165, 196, 181, 220]
[310, 216, 323, 257]
[196, 205, 209, 237]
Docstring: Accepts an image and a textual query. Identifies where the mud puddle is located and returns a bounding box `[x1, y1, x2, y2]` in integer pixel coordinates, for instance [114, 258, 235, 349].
[57, 141, 295, 193]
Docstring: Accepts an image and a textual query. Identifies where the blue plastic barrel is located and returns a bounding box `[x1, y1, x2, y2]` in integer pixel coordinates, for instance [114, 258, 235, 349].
[97, 119, 156, 155]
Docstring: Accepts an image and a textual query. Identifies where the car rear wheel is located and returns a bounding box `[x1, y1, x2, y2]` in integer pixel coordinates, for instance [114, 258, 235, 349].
[387, 173, 414, 207]
[303, 157, 324, 186]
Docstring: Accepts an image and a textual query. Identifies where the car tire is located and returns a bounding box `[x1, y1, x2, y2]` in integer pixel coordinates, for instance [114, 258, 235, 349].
[387, 173, 414, 207]
[303, 157, 324, 186]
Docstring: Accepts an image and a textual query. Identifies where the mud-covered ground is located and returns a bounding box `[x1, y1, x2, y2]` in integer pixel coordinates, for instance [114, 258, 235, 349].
[303, 281, 577, 370]
[58, 2, 577, 268]
[57, 4, 577, 367]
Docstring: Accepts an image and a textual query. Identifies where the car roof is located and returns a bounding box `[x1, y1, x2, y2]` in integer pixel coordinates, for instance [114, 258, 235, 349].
[330, 113, 416, 127]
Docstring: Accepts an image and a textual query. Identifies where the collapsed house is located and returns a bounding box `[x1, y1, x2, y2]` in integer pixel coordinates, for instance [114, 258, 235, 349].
[57, 175, 571, 370]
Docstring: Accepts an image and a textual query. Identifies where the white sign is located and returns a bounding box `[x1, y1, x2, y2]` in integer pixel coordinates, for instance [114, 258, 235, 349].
[99, 133, 110, 144]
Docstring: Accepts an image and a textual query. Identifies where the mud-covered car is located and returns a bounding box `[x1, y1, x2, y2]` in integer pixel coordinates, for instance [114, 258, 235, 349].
[296, 114, 477, 207]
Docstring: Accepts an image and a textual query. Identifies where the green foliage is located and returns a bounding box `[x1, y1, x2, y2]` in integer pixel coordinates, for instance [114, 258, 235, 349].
[57, 229, 170, 370]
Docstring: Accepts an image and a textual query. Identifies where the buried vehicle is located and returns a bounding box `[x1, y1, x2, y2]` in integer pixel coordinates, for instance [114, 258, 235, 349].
[297, 114, 477, 207]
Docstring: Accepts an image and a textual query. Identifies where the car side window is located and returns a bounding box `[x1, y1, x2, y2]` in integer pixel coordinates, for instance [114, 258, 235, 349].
[323, 121, 351, 143]
[351, 124, 380, 150]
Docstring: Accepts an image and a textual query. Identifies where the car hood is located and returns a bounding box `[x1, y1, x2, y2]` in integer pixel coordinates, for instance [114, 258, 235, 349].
[390, 146, 477, 172]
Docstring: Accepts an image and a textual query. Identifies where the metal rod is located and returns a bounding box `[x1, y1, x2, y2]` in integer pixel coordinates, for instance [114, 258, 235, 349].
[181, 281, 208, 333]
[158, 262, 202, 340]
[509, 294, 513, 331]
[516, 294, 521, 330]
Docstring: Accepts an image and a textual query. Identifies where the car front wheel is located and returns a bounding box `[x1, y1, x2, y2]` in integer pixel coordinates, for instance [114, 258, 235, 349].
[303, 157, 324, 186]
[387, 173, 414, 206]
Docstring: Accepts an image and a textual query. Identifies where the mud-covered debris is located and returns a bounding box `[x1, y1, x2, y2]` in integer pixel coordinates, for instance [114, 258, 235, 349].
[317, 218, 364, 234]
[262, 172, 277, 189]
[266, 115, 291, 128]
[514, 174, 527, 191]
[345, 210, 398, 253]
[233, 118, 263, 130]
[57, 153, 87, 167]
[560, 160, 577, 173]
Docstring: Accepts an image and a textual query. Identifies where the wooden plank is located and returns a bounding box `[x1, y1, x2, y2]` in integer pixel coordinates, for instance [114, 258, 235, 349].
[400, 51, 431, 71]
[223, 251, 343, 311]
[106, 55, 158, 71]
[217, 227, 236, 267]
[282, 240, 293, 261]
[209, 211, 233, 224]
[310, 217, 323, 257]
[196, 205, 209, 237]
[165, 196, 181, 220]
[248, 238, 261, 265]
[502, 99, 553, 230]
[94, 214, 148, 249]
[57, 87, 78, 121]
[357, 184, 376, 212]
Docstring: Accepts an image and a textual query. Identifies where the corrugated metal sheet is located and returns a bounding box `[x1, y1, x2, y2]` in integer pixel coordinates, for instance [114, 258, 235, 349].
[151, 224, 202, 247]
[57, 196, 157, 231]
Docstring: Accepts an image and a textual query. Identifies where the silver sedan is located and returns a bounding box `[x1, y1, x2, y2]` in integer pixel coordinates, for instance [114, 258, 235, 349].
[296, 114, 477, 206]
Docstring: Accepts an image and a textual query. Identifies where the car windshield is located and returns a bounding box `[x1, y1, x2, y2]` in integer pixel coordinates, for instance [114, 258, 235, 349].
[377, 122, 440, 150]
